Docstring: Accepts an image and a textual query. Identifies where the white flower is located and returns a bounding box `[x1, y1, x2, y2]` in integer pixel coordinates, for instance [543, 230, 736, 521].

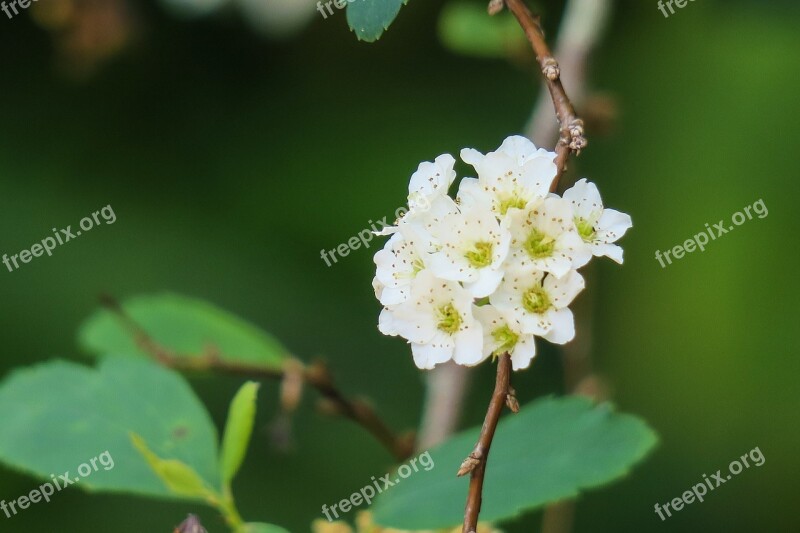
[373, 226, 430, 306]
[378, 270, 485, 369]
[473, 304, 537, 371]
[375, 154, 459, 238]
[407, 153, 457, 215]
[372, 276, 385, 301]
[505, 196, 591, 278]
[427, 205, 511, 298]
[373, 138, 629, 372]
[563, 178, 633, 264]
[457, 135, 556, 218]
[490, 267, 584, 344]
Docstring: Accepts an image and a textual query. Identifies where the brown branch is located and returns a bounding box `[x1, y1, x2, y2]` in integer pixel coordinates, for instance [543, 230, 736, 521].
[526, 0, 613, 149]
[458, 354, 515, 533]
[99, 295, 414, 462]
[497, 0, 587, 191]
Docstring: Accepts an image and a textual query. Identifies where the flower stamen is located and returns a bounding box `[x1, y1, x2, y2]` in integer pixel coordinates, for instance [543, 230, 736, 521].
[524, 228, 555, 259]
[436, 302, 463, 334]
[522, 285, 551, 314]
[464, 241, 494, 268]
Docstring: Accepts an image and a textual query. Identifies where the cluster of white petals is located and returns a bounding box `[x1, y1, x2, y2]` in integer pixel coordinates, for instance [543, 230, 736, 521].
[373, 136, 632, 371]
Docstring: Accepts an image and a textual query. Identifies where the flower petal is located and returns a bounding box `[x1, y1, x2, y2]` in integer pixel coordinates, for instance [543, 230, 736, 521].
[597, 208, 632, 242]
[411, 337, 454, 369]
[542, 308, 575, 344]
[452, 324, 486, 366]
[510, 335, 537, 370]
[545, 269, 585, 308]
[464, 268, 505, 298]
[590, 242, 624, 264]
[563, 178, 603, 219]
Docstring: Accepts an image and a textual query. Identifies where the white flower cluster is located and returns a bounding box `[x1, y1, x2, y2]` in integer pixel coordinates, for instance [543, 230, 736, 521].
[373, 136, 632, 371]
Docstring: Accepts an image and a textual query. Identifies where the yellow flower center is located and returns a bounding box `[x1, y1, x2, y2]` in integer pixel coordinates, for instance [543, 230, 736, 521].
[522, 285, 551, 314]
[524, 228, 555, 259]
[436, 303, 462, 334]
[499, 195, 527, 215]
[465, 241, 494, 268]
[575, 217, 596, 242]
[491, 325, 519, 356]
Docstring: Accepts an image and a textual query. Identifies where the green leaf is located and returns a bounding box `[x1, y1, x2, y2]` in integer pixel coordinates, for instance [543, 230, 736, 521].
[347, 0, 410, 42]
[220, 381, 260, 486]
[79, 293, 290, 371]
[438, 1, 528, 58]
[0, 357, 220, 499]
[372, 396, 658, 529]
[238, 523, 291, 533]
[131, 434, 213, 500]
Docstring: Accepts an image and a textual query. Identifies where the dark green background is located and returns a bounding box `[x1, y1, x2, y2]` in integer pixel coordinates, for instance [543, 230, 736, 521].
[0, 0, 798, 531]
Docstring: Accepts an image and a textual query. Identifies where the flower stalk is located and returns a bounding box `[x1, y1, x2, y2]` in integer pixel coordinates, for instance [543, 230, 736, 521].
[458, 354, 513, 533]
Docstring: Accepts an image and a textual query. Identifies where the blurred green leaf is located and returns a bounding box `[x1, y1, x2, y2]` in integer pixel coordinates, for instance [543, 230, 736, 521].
[220, 381, 260, 487]
[79, 293, 290, 371]
[347, 0, 410, 42]
[238, 523, 291, 533]
[372, 396, 658, 529]
[0, 357, 220, 499]
[438, 1, 528, 58]
[131, 433, 213, 500]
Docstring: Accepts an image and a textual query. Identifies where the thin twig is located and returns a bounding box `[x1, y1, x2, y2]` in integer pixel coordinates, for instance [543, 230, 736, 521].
[499, 0, 587, 191]
[99, 295, 414, 462]
[518, 1, 614, 531]
[458, 354, 514, 533]
[453, 1, 594, 529]
[526, 0, 613, 151]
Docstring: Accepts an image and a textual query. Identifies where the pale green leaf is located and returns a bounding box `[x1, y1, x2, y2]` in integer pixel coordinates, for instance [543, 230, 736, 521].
[79, 293, 289, 371]
[220, 381, 260, 486]
[131, 434, 212, 500]
[0, 357, 220, 499]
[347, 0, 410, 42]
[372, 396, 658, 529]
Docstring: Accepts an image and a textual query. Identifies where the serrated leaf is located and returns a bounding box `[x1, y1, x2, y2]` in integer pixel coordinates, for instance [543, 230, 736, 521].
[220, 381, 260, 486]
[79, 293, 290, 371]
[0, 357, 220, 499]
[438, 1, 528, 58]
[372, 396, 658, 529]
[131, 434, 212, 500]
[347, 0, 409, 42]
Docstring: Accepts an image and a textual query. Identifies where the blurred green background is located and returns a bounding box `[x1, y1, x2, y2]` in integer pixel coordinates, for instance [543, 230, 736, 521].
[0, 0, 798, 531]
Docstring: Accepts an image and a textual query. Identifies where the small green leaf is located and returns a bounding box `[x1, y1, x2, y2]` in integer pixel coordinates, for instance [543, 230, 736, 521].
[372, 396, 658, 529]
[79, 293, 290, 371]
[220, 381, 260, 486]
[0, 357, 220, 499]
[347, 0, 410, 42]
[238, 523, 291, 533]
[131, 434, 212, 500]
[438, 1, 528, 58]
